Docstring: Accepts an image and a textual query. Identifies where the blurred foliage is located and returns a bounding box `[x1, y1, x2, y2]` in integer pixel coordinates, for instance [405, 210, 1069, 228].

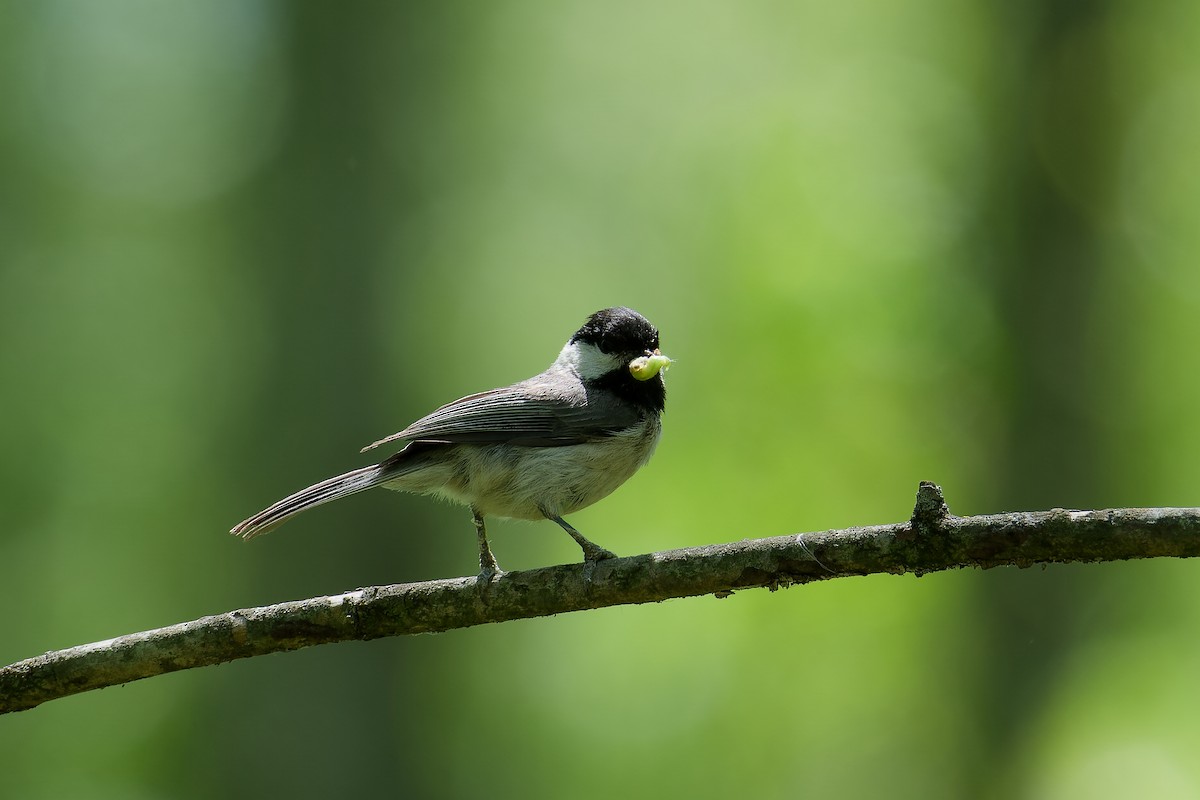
[2, 1, 1199, 798]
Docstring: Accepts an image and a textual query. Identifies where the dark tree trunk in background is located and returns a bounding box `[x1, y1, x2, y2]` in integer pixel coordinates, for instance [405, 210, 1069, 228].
[972, 0, 1117, 788]
[221, 5, 453, 797]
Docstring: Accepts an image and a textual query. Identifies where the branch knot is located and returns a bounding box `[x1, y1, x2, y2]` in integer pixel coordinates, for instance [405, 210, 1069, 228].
[912, 481, 950, 532]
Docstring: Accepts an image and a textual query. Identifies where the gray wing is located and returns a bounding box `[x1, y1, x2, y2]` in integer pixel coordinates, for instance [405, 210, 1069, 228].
[361, 378, 641, 452]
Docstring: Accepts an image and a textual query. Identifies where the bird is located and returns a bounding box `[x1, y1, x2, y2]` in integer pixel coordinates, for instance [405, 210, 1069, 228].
[230, 306, 671, 577]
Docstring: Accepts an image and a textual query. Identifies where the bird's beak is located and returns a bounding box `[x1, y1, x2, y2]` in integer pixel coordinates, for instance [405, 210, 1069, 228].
[629, 349, 672, 381]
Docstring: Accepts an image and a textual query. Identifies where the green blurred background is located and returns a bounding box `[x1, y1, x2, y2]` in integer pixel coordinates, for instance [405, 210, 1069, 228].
[3, 1, 1200, 797]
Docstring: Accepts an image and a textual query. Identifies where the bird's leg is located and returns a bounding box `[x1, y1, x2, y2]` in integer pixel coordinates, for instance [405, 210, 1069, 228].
[549, 516, 617, 562]
[473, 508, 502, 581]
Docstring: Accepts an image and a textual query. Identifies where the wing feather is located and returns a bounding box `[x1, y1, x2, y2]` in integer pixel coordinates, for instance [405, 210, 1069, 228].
[361, 380, 640, 452]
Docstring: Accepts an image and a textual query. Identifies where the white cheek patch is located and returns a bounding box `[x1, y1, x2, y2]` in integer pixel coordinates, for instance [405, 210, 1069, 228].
[555, 341, 625, 380]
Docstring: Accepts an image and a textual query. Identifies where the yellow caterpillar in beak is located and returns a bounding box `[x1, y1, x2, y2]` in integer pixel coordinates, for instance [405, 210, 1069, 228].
[629, 349, 672, 381]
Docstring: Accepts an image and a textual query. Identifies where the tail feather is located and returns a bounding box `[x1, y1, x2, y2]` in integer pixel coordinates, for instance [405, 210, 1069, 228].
[230, 464, 387, 540]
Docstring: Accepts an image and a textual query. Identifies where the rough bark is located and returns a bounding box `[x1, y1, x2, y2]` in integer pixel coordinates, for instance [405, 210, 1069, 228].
[4, 483, 1199, 715]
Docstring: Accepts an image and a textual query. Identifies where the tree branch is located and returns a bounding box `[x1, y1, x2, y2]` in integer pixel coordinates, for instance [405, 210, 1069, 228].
[4, 483, 1200, 715]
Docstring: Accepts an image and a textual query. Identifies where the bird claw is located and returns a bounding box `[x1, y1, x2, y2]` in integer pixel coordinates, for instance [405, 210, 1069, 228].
[474, 563, 504, 603]
[582, 544, 618, 563]
[477, 562, 504, 582]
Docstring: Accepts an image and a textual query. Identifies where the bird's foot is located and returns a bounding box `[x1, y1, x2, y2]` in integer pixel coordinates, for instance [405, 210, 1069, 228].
[478, 548, 503, 577]
[474, 555, 506, 603]
[472, 507, 504, 590]
[547, 514, 618, 564]
[581, 542, 618, 563]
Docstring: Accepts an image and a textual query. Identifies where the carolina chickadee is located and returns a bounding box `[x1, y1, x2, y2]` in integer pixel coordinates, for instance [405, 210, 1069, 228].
[230, 307, 671, 576]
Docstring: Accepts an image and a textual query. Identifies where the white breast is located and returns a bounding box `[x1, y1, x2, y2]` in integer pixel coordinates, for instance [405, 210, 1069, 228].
[385, 417, 662, 521]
